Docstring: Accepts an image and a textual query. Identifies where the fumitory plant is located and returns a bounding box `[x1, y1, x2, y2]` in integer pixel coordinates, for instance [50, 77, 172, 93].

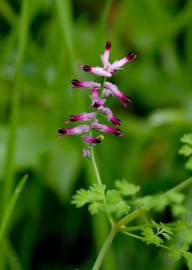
[58, 41, 192, 270]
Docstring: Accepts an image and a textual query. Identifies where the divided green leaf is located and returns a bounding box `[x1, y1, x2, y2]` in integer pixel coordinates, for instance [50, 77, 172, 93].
[115, 179, 140, 197]
[71, 184, 106, 210]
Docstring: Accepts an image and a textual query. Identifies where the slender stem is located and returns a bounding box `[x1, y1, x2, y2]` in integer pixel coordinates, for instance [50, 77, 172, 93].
[165, 176, 192, 195]
[122, 231, 143, 241]
[116, 208, 145, 229]
[91, 147, 102, 185]
[92, 227, 117, 270]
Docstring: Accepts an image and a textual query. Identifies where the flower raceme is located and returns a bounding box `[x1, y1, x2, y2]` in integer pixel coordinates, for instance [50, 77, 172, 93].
[58, 41, 136, 157]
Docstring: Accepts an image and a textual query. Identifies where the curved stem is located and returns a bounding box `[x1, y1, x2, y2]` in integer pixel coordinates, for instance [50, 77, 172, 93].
[92, 227, 117, 270]
[91, 147, 102, 185]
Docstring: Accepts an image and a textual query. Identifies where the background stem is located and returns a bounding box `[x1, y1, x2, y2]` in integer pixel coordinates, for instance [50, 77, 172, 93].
[2, 0, 30, 210]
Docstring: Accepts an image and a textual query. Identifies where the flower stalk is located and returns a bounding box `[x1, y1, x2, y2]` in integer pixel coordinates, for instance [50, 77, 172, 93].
[91, 147, 102, 185]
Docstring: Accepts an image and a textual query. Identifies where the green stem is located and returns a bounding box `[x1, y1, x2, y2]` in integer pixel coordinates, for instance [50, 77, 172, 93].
[55, 0, 75, 71]
[116, 208, 145, 229]
[91, 147, 102, 185]
[165, 176, 192, 194]
[92, 227, 117, 270]
[2, 0, 30, 212]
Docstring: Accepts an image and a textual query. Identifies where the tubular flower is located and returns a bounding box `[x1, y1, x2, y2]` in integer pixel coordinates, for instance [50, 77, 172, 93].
[109, 52, 137, 73]
[71, 79, 101, 89]
[58, 40, 136, 157]
[66, 112, 96, 123]
[104, 82, 132, 107]
[82, 135, 103, 145]
[80, 65, 111, 77]
[58, 125, 89, 136]
[90, 122, 123, 136]
[99, 107, 121, 126]
[91, 88, 106, 108]
[100, 41, 111, 68]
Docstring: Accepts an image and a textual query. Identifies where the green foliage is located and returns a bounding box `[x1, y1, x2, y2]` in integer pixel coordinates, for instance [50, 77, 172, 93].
[141, 226, 163, 247]
[71, 184, 106, 214]
[170, 245, 192, 270]
[136, 190, 185, 217]
[115, 179, 140, 197]
[179, 133, 192, 171]
[72, 179, 140, 218]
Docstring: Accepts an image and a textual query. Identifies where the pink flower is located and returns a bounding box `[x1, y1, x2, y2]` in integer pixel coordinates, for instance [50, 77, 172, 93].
[104, 81, 132, 107]
[91, 88, 106, 108]
[71, 79, 101, 89]
[58, 125, 89, 136]
[82, 135, 102, 145]
[103, 88, 111, 97]
[80, 65, 111, 77]
[90, 121, 123, 136]
[109, 52, 136, 73]
[100, 41, 111, 69]
[100, 41, 136, 74]
[82, 148, 90, 158]
[66, 112, 96, 123]
[99, 107, 121, 126]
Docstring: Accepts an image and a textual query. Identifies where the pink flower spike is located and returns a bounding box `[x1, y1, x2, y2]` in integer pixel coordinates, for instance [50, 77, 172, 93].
[104, 82, 132, 107]
[71, 79, 101, 89]
[58, 125, 89, 136]
[99, 107, 121, 126]
[82, 135, 102, 145]
[82, 65, 111, 77]
[110, 52, 137, 72]
[82, 148, 90, 158]
[90, 121, 123, 136]
[100, 40, 111, 68]
[68, 112, 96, 122]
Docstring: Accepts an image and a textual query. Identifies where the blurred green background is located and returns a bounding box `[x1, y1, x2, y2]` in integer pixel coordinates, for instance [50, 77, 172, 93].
[0, 0, 192, 269]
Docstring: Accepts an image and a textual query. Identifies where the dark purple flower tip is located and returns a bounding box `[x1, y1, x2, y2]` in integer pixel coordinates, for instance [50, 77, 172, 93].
[121, 95, 132, 107]
[83, 65, 92, 72]
[58, 128, 66, 135]
[113, 128, 123, 136]
[71, 79, 81, 87]
[126, 52, 137, 61]
[111, 116, 121, 126]
[105, 41, 111, 50]
[92, 99, 106, 108]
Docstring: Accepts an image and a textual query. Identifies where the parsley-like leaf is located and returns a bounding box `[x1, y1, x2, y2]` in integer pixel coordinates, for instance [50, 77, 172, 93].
[115, 179, 140, 197]
[71, 184, 106, 212]
[141, 227, 163, 247]
[106, 190, 131, 218]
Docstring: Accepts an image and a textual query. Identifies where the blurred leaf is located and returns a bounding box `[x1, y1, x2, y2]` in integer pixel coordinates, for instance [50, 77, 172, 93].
[114, 179, 140, 197]
[0, 174, 28, 242]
